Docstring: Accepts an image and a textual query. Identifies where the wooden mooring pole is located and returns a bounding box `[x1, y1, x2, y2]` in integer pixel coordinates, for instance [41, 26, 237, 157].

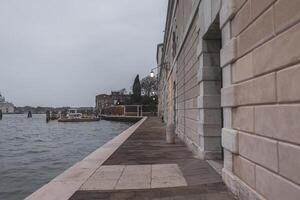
[0, 110, 2, 120]
[46, 111, 50, 123]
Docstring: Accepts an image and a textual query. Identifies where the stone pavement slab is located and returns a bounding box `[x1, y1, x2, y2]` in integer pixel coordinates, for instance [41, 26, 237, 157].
[115, 165, 151, 190]
[81, 165, 125, 191]
[151, 164, 187, 188]
[71, 117, 235, 200]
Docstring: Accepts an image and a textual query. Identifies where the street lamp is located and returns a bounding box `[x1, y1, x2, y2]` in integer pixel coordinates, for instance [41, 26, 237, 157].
[149, 62, 169, 78]
[150, 70, 155, 78]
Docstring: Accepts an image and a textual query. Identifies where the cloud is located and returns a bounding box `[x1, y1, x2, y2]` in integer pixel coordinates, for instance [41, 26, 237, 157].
[0, 0, 167, 107]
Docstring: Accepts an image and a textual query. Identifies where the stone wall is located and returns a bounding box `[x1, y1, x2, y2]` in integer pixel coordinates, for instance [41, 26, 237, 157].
[221, 0, 300, 199]
[158, 0, 300, 199]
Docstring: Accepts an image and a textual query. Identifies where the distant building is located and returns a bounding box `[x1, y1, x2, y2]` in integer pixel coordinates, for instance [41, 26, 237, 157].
[95, 94, 113, 112]
[95, 91, 131, 112]
[0, 93, 14, 113]
[111, 91, 130, 105]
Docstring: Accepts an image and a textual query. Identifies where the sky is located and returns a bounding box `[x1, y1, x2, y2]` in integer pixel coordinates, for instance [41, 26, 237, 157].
[0, 0, 167, 107]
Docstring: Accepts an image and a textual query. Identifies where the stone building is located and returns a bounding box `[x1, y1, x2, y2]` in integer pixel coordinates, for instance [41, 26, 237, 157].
[95, 94, 113, 111]
[158, 0, 300, 199]
[157, 43, 167, 120]
[0, 93, 14, 113]
[95, 91, 131, 112]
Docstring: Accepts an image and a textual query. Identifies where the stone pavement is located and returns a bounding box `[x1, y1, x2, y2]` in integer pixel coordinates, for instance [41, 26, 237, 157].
[70, 117, 235, 200]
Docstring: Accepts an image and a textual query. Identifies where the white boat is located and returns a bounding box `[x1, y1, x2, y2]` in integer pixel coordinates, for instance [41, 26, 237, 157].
[58, 109, 100, 122]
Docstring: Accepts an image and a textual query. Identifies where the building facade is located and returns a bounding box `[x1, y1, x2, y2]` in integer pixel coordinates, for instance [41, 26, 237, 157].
[158, 0, 300, 199]
[95, 94, 113, 111]
[0, 93, 14, 113]
[95, 91, 131, 112]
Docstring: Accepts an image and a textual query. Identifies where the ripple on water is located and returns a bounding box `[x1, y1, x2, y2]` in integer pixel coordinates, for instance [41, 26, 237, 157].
[0, 114, 133, 200]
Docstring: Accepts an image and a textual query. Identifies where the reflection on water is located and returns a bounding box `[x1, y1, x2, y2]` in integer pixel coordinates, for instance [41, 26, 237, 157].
[0, 114, 132, 200]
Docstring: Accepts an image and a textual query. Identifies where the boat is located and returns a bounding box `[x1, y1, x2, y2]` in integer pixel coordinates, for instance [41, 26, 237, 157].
[58, 109, 100, 122]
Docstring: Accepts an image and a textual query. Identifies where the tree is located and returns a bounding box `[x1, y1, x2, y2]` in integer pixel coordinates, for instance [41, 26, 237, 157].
[132, 75, 141, 103]
[141, 76, 158, 97]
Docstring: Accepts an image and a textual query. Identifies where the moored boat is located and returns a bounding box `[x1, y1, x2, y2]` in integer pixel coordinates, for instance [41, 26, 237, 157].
[58, 109, 100, 122]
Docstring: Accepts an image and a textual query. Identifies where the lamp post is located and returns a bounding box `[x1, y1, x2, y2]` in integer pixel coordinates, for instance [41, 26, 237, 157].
[149, 62, 169, 78]
[150, 70, 155, 78]
[150, 68, 157, 78]
[149, 62, 175, 144]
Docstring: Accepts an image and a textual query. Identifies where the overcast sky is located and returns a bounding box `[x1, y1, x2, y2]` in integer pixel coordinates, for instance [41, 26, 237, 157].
[0, 0, 167, 107]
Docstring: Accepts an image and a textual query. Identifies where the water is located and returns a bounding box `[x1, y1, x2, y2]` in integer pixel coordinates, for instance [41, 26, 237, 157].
[0, 114, 132, 200]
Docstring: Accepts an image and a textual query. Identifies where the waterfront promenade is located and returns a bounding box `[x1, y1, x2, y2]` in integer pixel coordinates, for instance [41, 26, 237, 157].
[71, 117, 235, 200]
[26, 117, 235, 200]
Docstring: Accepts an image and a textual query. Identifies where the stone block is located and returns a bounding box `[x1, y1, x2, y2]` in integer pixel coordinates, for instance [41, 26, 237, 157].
[200, 81, 221, 95]
[231, 1, 251, 36]
[275, 0, 300, 33]
[185, 109, 199, 121]
[222, 65, 232, 87]
[251, 0, 275, 20]
[201, 135, 222, 151]
[25, 181, 82, 200]
[223, 149, 233, 171]
[202, 38, 221, 53]
[222, 21, 231, 46]
[237, 177, 267, 200]
[222, 128, 239, 153]
[232, 52, 254, 83]
[199, 108, 222, 125]
[220, 0, 236, 28]
[211, 0, 221, 21]
[277, 64, 300, 102]
[197, 39, 203, 58]
[233, 156, 255, 188]
[52, 167, 95, 183]
[278, 142, 300, 185]
[186, 126, 201, 146]
[235, 73, 276, 106]
[223, 108, 232, 128]
[197, 66, 221, 82]
[203, 0, 212, 34]
[221, 86, 236, 107]
[221, 38, 237, 67]
[239, 132, 278, 172]
[185, 117, 201, 133]
[222, 168, 239, 195]
[234, 0, 247, 11]
[255, 105, 300, 145]
[199, 123, 222, 137]
[232, 106, 254, 132]
[197, 95, 221, 109]
[253, 22, 300, 76]
[256, 165, 300, 200]
[203, 52, 221, 67]
[237, 7, 275, 57]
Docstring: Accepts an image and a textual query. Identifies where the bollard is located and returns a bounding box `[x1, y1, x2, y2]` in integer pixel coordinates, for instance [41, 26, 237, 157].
[0, 110, 2, 120]
[166, 123, 175, 144]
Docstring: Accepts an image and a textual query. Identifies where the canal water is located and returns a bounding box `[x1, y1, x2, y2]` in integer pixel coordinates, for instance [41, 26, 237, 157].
[0, 114, 133, 200]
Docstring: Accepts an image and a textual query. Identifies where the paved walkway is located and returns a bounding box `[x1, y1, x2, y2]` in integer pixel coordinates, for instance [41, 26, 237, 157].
[70, 117, 235, 200]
